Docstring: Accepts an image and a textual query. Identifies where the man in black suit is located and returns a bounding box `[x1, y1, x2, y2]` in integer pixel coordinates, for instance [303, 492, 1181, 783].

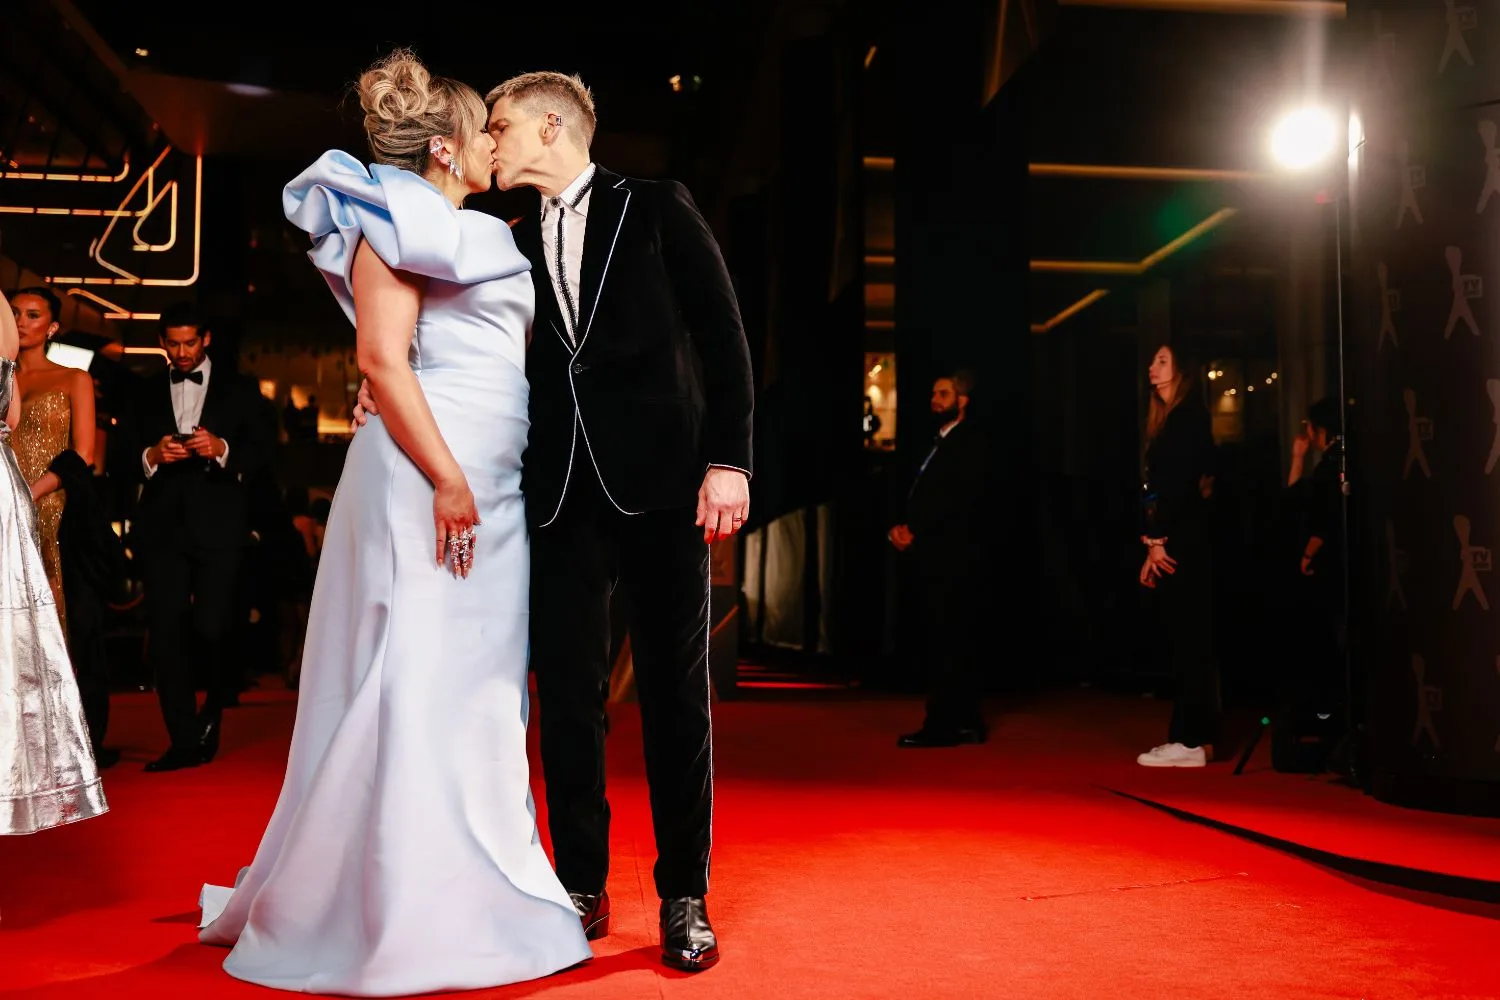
[125, 303, 270, 772]
[489, 72, 752, 972]
[889, 372, 991, 748]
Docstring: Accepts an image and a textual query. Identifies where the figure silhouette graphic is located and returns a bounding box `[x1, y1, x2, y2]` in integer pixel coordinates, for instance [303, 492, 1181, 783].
[1478, 121, 1500, 213]
[1404, 388, 1431, 479]
[1397, 140, 1425, 229]
[1453, 514, 1490, 611]
[1444, 246, 1480, 339]
[1411, 655, 1441, 748]
[1387, 520, 1408, 610]
[1487, 380, 1500, 475]
[1378, 261, 1398, 350]
[1440, 0, 1475, 75]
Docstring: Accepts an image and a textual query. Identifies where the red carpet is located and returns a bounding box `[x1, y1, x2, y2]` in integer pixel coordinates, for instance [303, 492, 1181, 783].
[1, 686, 1498, 999]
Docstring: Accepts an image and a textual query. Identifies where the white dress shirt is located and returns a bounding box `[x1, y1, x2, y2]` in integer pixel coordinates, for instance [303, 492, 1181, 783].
[141, 355, 230, 478]
[540, 163, 597, 346]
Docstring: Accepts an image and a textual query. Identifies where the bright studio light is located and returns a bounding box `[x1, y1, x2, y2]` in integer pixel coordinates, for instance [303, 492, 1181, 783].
[1270, 107, 1340, 171]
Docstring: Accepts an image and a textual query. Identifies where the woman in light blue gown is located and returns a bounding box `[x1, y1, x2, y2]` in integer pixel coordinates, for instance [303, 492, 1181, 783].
[198, 50, 591, 995]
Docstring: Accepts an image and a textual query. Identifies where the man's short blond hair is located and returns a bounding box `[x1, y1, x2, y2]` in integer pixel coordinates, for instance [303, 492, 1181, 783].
[486, 72, 597, 149]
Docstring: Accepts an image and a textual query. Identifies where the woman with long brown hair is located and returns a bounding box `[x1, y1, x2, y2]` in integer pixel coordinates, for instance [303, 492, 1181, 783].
[1136, 343, 1219, 767]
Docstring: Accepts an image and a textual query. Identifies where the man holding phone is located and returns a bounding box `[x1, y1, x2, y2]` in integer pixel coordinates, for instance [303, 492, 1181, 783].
[125, 303, 270, 772]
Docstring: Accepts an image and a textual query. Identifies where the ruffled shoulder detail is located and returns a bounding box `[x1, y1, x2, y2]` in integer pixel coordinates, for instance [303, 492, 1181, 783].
[282, 150, 529, 324]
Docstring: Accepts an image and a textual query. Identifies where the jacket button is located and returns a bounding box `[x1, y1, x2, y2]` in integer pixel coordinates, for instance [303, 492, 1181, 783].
[572, 363, 586, 374]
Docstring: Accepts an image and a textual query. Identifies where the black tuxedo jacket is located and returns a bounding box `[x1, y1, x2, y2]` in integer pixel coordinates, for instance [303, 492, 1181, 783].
[905, 419, 991, 569]
[123, 365, 271, 551]
[513, 166, 754, 524]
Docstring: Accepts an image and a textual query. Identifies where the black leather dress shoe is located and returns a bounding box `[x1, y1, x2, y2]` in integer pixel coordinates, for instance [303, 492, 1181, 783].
[660, 897, 719, 972]
[897, 725, 988, 748]
[569, 890, 610, 940]
[144, 747, 201, 772]
[198, 716, 222, 764]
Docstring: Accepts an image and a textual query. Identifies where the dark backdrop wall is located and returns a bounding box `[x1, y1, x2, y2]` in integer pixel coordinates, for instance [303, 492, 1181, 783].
[1348, 0, 1500, 814]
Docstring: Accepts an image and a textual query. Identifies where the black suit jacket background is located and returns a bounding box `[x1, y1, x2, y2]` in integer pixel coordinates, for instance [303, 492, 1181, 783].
[906, 419, 991, 572]
[515, 167, 755, 521]
[122, 367, 271, 550]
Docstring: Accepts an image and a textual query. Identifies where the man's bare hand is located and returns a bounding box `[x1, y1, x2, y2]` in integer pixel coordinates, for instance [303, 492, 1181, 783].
[888, 524, 914, 552]
[185, 427, 226, 460]
[351, 378, 379, 430]
[696, 468, 749, 544]
[149, 434, 190, 468]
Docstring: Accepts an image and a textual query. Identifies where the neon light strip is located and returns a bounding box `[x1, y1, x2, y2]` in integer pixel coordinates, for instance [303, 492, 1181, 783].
[1029, 208, 1239, 276]
[45, 152, 202, 287]
[0, 153, 131, 184]
[67, 288, 160, 322]
[0, 206, 144, 217]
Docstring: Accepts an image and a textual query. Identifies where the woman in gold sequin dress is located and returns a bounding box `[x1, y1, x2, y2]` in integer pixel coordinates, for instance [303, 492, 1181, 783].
[0, 287, 107, 836]
[9, 287, 96, 639]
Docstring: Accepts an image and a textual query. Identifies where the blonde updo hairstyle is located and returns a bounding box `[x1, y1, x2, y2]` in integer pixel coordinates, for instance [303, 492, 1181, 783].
[356, 48, 487, 175]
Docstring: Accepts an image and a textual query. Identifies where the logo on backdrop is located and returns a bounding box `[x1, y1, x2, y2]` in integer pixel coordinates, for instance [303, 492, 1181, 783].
[1397, 140, 1426, 229]
[1440, 0, 1477, 75]
[1445, 246, 1483, 339]
[1387, 520, 1409, 610]
[1404, 389, 1433, 479]
[1453, 514, 1492, 611]
[1378, 261, 1400, 350]
[1412, 654, 1442, 749]
[1479, 121, 1500, 213]
[1488, 380, 1500, 474]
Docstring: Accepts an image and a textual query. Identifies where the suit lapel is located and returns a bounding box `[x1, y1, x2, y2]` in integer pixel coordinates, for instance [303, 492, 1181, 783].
[197, 365, 226, 433]
[154, 370, 178, 434]
[575, 169, 630, 354]
[516, 207, 575, 353]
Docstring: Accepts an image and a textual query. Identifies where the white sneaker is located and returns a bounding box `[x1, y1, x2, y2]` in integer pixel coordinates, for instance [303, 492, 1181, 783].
[1136, 743, 1207, 768]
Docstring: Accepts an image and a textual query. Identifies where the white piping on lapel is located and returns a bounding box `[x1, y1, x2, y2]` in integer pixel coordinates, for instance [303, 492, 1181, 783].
[537, 414, 579, 529]
[541, 176, 642, 522]
[572, 175, 630, 360]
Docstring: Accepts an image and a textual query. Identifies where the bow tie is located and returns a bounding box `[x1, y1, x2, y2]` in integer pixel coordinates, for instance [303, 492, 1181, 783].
[170, 369, 204, 385]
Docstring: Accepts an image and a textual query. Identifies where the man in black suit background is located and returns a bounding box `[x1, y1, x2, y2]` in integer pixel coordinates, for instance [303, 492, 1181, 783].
[125, 303, 270, 772]
[889, 371, 991, 748]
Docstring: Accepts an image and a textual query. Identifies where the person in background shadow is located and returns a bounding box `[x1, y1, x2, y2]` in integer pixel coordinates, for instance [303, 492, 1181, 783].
[888, 370, 991, 748]
[48, 445, 128, 768]
[1136, 344, 1219, 768]
[124, 302, 271, 772]
[1282, 398, 1346, 733]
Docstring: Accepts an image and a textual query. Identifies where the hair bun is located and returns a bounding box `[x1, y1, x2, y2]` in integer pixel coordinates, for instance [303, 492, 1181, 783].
[358, 48, 434, 137]
[351, 48, 486, 175]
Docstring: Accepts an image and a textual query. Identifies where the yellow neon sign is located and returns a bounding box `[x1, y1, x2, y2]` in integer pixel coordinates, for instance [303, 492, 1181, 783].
[0, 153, 132, 184]
[67, 288, 160, 322]
[44, 148, 203, 288]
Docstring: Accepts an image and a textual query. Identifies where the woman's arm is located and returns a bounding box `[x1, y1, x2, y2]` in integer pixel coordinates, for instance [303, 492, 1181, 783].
[69, 369, 96, 466]
[1, 290, 17, 433]
[351, 239, 478, 572]
[28, 370, 96, 502]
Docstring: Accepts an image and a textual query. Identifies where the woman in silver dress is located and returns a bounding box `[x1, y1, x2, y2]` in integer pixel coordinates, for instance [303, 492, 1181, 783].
[0, 286, 107, 836]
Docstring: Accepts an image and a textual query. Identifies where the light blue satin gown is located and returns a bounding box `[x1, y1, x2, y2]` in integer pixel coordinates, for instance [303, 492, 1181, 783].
[198, 150, 591, 995]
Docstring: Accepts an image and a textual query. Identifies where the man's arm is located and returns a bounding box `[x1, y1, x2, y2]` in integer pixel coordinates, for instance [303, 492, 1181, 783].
[658, 181, 754, 477]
